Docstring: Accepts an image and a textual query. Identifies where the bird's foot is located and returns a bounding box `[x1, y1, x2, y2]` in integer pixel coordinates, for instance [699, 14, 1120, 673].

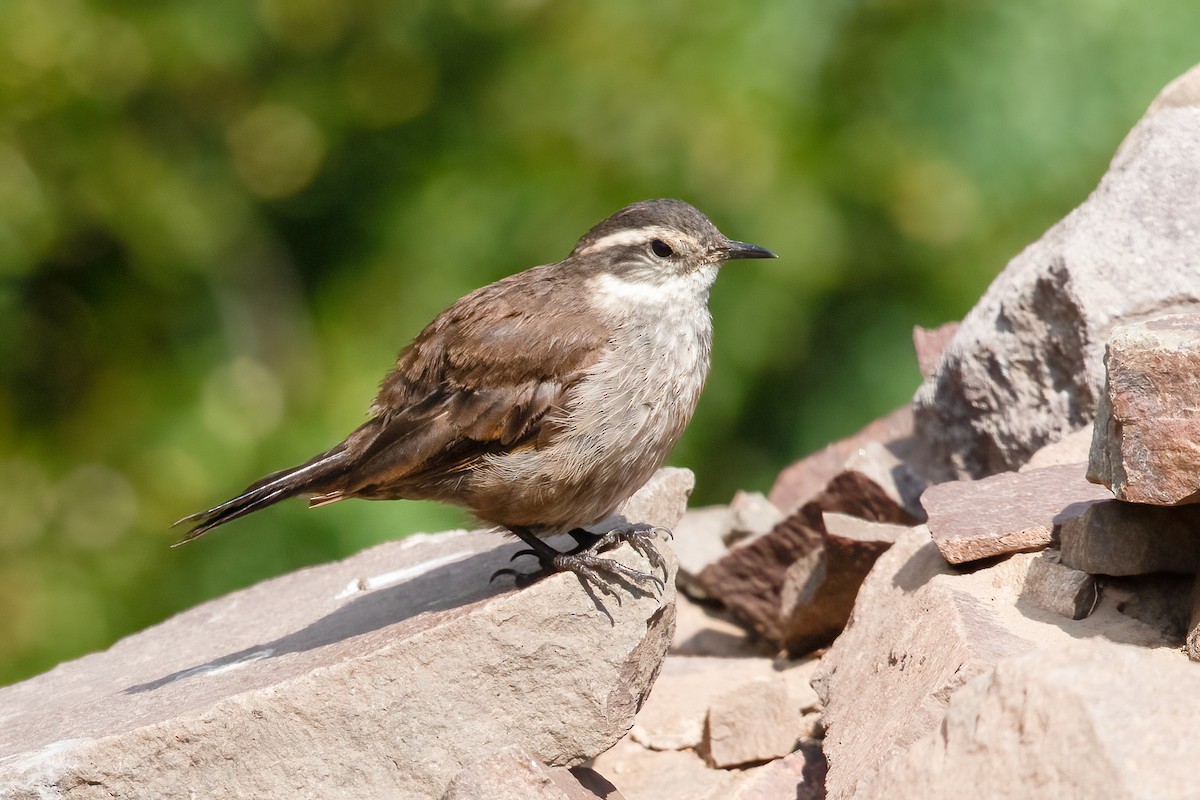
[568, 523, 671, 578]
[490, 524, 670, 597]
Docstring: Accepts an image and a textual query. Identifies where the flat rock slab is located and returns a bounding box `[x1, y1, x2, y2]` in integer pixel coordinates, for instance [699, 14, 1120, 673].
[1088, 313, 1200, 505]
[922, 463, 1113, 564]
[1059, 499, 1200, 576]
[0, 470, 692, 800]
[812, 526, 1178, 800]
[912, 68, 1200, 478]
[860, 641, 1200, 799]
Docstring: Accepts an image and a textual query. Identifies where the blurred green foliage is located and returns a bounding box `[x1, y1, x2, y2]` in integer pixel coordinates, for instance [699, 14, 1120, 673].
[1, 0, 1197, 686]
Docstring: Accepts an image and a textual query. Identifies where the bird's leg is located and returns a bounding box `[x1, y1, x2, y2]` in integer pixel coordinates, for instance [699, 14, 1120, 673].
[491, 525, 664, 597]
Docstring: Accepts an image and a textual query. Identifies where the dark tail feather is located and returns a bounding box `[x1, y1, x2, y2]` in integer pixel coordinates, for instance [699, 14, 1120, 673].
[172, 448, 348, 546]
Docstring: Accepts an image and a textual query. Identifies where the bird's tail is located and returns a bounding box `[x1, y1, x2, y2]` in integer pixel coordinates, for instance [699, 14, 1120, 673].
[172, 448, 348, 546]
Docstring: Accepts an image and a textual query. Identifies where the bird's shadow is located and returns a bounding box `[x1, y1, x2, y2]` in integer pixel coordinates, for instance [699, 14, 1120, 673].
[125, 528, 659, 695]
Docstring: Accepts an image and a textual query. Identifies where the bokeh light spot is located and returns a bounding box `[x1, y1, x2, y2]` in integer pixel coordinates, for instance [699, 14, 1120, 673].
[227, 104, 327, 199]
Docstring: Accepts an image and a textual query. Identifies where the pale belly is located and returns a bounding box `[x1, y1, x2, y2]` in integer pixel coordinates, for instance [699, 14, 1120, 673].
[466, 311, 712, 532]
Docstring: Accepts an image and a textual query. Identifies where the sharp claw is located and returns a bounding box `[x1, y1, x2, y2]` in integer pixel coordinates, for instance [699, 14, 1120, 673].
[509, 548, 539, 564]
[489, 568, 519, 584]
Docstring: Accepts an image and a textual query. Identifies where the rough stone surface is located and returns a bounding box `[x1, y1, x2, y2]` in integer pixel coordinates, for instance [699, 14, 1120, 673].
[0, 470, 692, 800]
[859, 642, 1200, 799]
[1020, 424, 1095, 471]
[769, 405, 914, 513]
[1020, 551, 1099, 620]
[701, 676, 799, 768]
[912, 79, 1200, 479]
[1088, 314, 1200, 505]
[1059, 499, 1200, 576]
[695, 504, 825, 642]
[728, 744, 826, 800]
[778, 513, 906, 656]
[923, 463, 1112, 564]
[811, 441, 927, 524]
[813, 526, 1177, 800]
[726, 491, 785, 546]
[1187, 573, 1200, 661]
[588, 739, 747, 800]
[442, 747, 624, 800]
[672, 506, 735, 599]
[629, 655, 820, 753]
[913, 322, 961, 380]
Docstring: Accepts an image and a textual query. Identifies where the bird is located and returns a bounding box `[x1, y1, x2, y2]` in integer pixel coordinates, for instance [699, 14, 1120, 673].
[177, 198, 776, 591]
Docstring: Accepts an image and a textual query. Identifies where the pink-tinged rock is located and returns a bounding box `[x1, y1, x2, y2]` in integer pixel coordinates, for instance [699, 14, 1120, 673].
[913, 66, 1200, 479]
[694, 504, 826, 643]
[812, 526, 1177, 800]
[628, 656, 809, 752]
[701, 676, 799, 768]
[778, 513, 908, 656]
[922, 463, 1112, 564]
[1019, 551, 1099, 620]
[588, 740, 746, 800]
[726, 491, 785, 546]
[913, 321, 960, 379]
[0, 470, 691, 800]
[1059, 499, 1200, 576]
[1088, 314, 1200, 505]
[728, 744, 826, 800]
[859, 641, 1200, 800]
[1020, 424, 1094, 471]
[810, 441, 927, 525]
[1187, 573, 1200, 662]
[673, 506, 737, 599]
[442, 747, 625, 800]
[769, 405, 915, 513]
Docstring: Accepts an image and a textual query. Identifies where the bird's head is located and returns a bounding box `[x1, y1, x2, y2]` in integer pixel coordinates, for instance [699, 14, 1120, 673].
[568, 199, 776, 295]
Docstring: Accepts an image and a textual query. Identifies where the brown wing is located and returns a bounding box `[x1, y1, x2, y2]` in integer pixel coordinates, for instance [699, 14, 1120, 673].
[319, 264, 607, 500]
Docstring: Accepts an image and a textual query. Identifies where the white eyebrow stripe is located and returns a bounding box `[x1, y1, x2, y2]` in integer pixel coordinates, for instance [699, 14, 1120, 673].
[575, 225, 677, 255]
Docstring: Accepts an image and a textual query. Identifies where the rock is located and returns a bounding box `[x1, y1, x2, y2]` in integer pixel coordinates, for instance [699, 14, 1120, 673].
[769, 405, 915, 513]
[672, 506, 735, 599]
[588, 739, 746, 800]
[912, 67, 1200, 479]
[671, 593, 773, 658]
[778, 513, 907, 656]
[1088, 314, 1200, 505]
[629, 655, 820, 753]
[811, 441, 927, 524]
[1187, 573, 1200, 661]
[922, 463, 1112, 564]
[913, 321, 960, 379]
[728, 744, 827, 800]
[1019, 424, 1094, 471]
[726, 491, 784, 546]
[859, 641, 1200, 799]
[1019, 551, 1098, 620]
[695, 504, 825, 643]
[0, 470, 691, 800]
[701, 676, 799, 768]
[1059, 499, 1200, 575]
[442, 747, 624, 800]
[812, 526, 1177, 800]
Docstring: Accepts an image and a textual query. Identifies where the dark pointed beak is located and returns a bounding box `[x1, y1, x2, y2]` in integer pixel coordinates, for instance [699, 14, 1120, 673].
[723, 239, 778, 260]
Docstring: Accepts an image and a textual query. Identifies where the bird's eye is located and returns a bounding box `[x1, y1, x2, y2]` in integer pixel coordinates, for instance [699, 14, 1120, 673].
[650, 239, 673, 258]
